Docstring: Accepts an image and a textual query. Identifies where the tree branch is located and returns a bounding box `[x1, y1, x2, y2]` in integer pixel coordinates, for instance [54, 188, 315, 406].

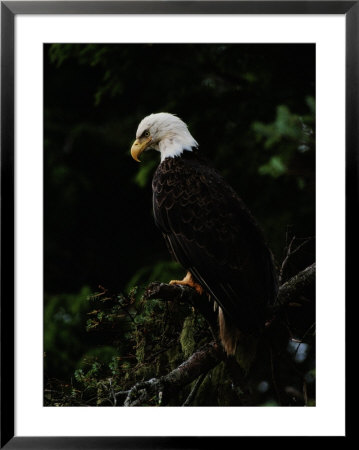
[145, 262, 316, 317]
[277, 262, 315, 306]
[144, 282, 218, 332]
[279, 236, 313, 284]
[123, 341, 224, 406]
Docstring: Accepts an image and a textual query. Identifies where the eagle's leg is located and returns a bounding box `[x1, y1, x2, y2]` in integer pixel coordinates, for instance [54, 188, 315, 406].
[169, 271, 204, 295]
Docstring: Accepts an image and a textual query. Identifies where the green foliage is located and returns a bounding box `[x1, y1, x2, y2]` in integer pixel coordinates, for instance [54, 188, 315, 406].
[259, 155, 287, 178]
[253, 99, 315, 180]
[45, 281, 316, 406]
[44, 286, 92, 379]
[45, 284, 213, 406]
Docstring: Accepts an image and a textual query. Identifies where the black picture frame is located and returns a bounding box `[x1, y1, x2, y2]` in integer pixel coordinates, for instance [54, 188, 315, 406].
[1, 1, 352, 447]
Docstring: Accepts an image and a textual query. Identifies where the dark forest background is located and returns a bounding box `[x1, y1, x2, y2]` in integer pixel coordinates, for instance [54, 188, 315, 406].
[44, 44, 315, 406]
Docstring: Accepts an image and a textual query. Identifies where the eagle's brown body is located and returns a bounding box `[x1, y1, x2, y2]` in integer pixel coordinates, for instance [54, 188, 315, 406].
[152, 148, 278, 354]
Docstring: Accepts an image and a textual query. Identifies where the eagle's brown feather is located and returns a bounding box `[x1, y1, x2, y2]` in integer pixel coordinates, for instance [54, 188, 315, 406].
[152, 148, 277, 354]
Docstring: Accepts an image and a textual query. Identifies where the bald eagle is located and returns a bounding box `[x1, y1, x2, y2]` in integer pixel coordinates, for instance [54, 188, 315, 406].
[131, 113, 278, 355]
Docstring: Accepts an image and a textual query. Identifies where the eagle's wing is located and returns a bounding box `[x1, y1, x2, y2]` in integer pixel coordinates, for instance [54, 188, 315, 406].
[153, 158, 277, 333]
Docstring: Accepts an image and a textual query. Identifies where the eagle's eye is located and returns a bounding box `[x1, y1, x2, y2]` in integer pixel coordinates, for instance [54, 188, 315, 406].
[144, 130, 150, 138]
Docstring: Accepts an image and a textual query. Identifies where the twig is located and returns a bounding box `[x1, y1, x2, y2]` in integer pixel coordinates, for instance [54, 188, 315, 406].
[303, 380, 308, 406]
[279, 236, 296, 284]
[270, 345, 282, 406]
[182, 373, 207, 406]
[117, 297, 136, 323]
[114, 389, 130, 403]
[144, 343, 176, 362]
[108, 378, 116, 406]
[279, 236, 313, 284]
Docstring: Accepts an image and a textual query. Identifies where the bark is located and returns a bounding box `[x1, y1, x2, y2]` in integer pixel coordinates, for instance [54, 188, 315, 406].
[277, 262, 315, 305]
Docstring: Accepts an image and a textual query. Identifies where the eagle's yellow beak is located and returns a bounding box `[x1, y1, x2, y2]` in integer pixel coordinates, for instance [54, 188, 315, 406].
[130, 137, 152, 162]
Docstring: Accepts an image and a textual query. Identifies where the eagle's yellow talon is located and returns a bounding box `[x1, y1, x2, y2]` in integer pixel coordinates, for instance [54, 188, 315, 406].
[169, 272, 204, 295]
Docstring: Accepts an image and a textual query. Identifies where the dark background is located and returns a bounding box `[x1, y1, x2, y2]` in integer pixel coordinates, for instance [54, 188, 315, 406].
[44, 44, 315, 390]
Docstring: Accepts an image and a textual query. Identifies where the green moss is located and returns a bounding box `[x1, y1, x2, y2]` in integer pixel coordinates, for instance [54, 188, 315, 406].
[135, 334, 146, 363]
[179, 315, 196, 359]
[167, 344, 183, 371]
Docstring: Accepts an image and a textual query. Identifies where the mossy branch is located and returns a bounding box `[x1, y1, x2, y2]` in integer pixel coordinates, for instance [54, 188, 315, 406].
[277, 262, 315, 305]
[145, 262, 316, 323]
[145, 280, 219, 337]
[124, 341, 224, 406]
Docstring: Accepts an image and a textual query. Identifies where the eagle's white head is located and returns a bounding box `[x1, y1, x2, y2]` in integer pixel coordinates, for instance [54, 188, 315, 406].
[130, 113, 198, 162]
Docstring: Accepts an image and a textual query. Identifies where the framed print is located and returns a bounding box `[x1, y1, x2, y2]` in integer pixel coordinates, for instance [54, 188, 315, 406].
[1, 1, 353, 447]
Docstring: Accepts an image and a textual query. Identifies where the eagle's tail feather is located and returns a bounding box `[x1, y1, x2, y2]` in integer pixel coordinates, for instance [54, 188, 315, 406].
[218, 307, 241, 355]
